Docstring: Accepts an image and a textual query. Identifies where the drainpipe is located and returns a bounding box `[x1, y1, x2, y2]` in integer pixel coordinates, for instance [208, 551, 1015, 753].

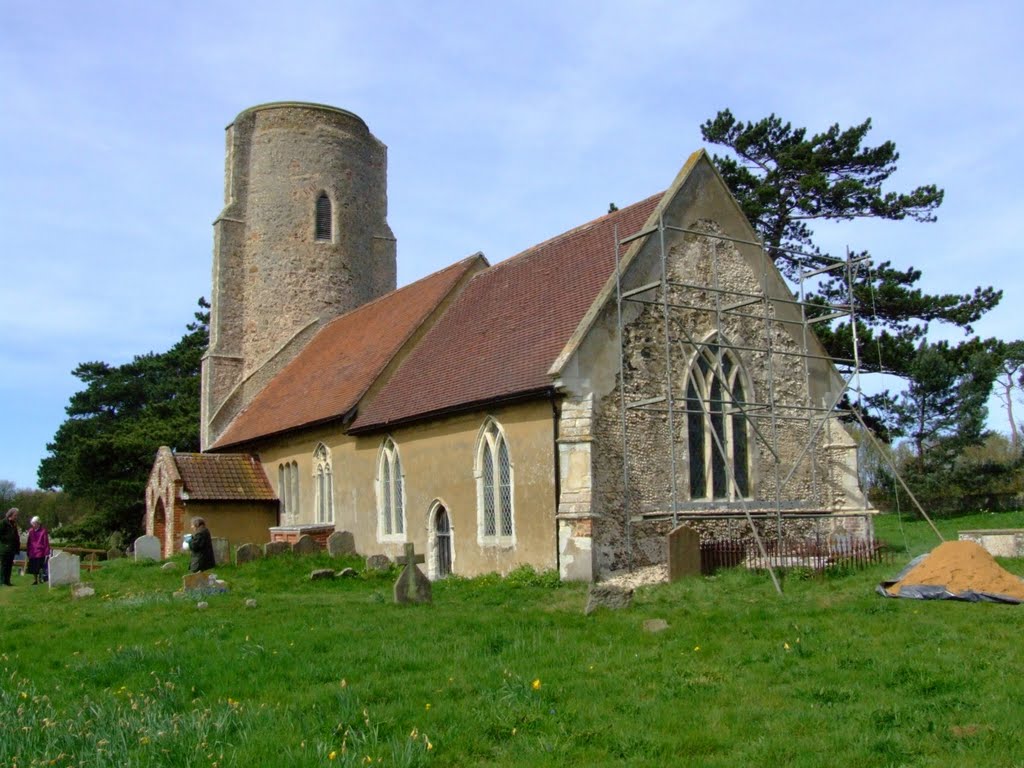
[550, 390, 562, 575]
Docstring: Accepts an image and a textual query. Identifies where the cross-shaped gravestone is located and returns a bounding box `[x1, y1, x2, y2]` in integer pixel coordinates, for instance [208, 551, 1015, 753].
[393, 542, 432, 604]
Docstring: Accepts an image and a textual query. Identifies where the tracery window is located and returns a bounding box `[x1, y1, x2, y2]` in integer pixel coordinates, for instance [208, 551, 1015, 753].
[313, 444, 334, 524]
[685, 340, 751, 500]
[378, 437, 405, 538]
[477, 418, 513, 542]
[278, 461, 299, 523]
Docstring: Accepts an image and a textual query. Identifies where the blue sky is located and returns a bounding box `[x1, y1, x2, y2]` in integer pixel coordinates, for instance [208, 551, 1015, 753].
[1, 1, 1022, 490]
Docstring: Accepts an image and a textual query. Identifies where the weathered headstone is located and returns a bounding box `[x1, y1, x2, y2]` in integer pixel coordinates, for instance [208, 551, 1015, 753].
[366, 554, 391, 571]
[394, 543, 432, 604]
[327, 530, 356, 557]
[292, 534, 320, 556]
[72, 583, 96, 600]
[668, 525, 701, 582]
[134, 535, 161, 562]
[181, 572, 229, 595]
[48, 551, 81, 588]
[235, 543, 262, 564]
[106, 548, 123, 560]
[584, 583, 633, 615]
[264, 541, 290, 557]
[212, 537, 229, 565]
[310, 568, 336, 581]
[643, 618, 669, 633]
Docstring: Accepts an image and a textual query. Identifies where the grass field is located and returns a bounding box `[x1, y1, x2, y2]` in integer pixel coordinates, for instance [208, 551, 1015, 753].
[2, 511, 1023, 767]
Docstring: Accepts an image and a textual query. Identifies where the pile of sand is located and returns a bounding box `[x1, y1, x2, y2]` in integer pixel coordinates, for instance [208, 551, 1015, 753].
[886, 540, 1024, 600]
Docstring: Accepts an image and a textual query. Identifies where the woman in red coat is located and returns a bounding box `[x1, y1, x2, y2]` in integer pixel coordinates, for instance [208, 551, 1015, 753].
[26, 516, 50, 585]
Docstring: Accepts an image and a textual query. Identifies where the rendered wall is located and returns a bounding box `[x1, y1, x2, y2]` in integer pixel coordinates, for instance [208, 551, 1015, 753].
[253, 399, 558, 578]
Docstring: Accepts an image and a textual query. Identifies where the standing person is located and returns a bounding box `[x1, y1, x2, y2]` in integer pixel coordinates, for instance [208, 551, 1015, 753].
[0, 508, 20, 586]
[26, 516, 51, 585]
[188, 517, 216, 573]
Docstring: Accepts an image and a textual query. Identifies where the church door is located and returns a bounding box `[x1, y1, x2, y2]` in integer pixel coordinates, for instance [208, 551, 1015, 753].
[434, 506, 452, 578]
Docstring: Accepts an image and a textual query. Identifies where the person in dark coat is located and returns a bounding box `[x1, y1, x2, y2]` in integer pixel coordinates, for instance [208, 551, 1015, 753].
[0, 508, 21, 586]
[187, 517, 216, 573]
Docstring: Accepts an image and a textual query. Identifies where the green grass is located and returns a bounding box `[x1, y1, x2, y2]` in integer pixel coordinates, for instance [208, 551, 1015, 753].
[2, 513, 1024, 767]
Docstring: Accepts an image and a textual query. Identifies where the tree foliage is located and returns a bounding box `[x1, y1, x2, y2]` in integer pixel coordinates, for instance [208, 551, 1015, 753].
[37, 299, 209, 542]
[700, 110, 1002, 378]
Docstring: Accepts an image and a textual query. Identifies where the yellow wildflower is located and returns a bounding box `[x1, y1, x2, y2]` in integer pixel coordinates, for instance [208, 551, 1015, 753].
[328, 751, 337, 760]
[531, 679, 541, 691]
[783, 642, 791, 651]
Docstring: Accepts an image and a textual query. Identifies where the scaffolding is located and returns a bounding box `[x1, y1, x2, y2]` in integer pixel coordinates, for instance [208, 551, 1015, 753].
[613, 214, 879, 593]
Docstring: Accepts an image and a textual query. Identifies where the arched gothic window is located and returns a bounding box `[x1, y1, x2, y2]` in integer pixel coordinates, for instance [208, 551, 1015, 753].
[685, 340, 751, 500]
[378, 438, 404, 538]
[278, 461, 299, 523]
[477, 418, 513, 542]
[315, 193, 332, 241]
[313, 444, 334, 523]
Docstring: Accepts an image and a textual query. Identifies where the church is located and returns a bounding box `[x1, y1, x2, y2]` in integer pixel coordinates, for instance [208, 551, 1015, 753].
[145, 101, 873, 581]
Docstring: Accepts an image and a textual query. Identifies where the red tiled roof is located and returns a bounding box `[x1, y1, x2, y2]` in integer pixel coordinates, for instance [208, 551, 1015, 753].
[173, 453, 276, 500]
[212, 255, 482, 449]
[351, 196, 662, 431]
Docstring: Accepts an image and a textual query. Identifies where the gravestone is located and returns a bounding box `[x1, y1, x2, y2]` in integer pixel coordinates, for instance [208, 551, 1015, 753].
[668, 525, 701, 581]
[264, 541, 290, 557]
[366, 554, 391, 571]
[327, 531, 356, 557]
[181, 572, 229, 595]
[584, 583, 633, 615]
[235, 543, 262, 564]
[106, 548, 123, 560]
[643, 618, 669, 633]
[72, 583, 96, 600]
[393, 543, 432, 604]
[212, 537, 229, 565]
[292, 534, 320, 556]
[48, 551, 81, 588]
[134, 535, 161, 562]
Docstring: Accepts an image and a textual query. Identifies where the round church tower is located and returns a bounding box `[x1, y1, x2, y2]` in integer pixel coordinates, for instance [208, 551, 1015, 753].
[202, 102, 397, 449]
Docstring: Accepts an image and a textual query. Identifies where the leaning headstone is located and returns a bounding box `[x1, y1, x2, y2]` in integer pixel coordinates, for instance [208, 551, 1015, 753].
[235, 543, 262, 565]
[668, 525, 701, 581]
[106, 548, 123, 560]
[292, 534, 320, 556]
[394, 543, 432, 604]
[264, 541, 290, 557]
[310, 568, 336, 581]
[366, 554, 391, 571]
[327, 531, 356, 557]
[212, 537, 229, 565]
[584, 584, 634, 615]
[48, 551, 81, 588]
[134, 535, 161, 562]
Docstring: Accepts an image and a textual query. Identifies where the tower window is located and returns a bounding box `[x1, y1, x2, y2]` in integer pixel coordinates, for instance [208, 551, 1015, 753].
[315, 193, 332, 241]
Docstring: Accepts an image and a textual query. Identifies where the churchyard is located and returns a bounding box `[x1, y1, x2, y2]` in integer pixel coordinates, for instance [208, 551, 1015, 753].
[2, 511, 1023, 767]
